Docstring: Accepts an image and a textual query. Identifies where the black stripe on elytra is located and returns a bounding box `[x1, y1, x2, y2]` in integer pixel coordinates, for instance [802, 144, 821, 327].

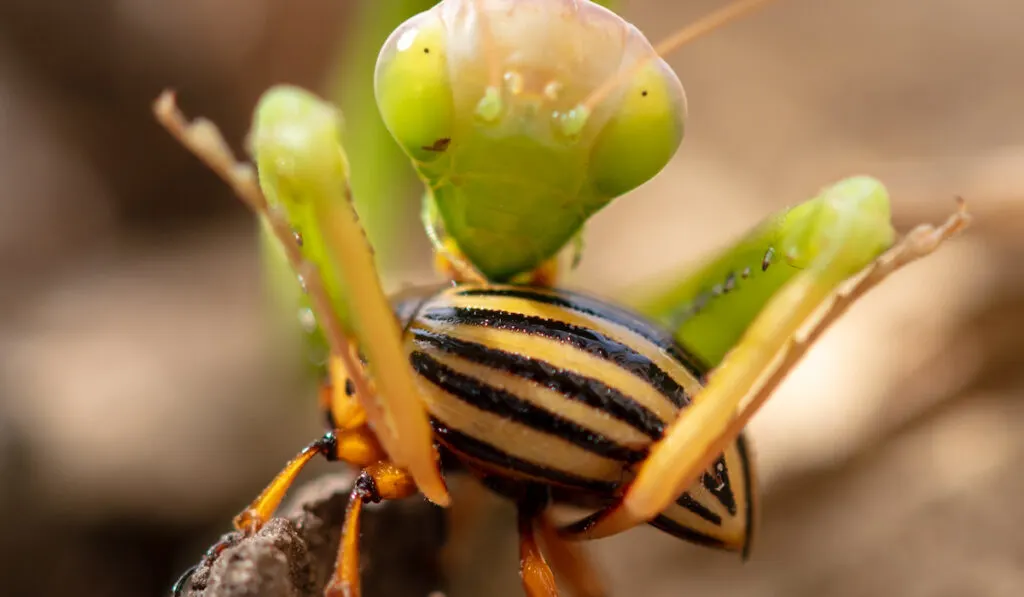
[411, 329, 665, 439]
[411, 351, 646, 463]
[737, 433, 755, 560]
[676, 492, 723, 526]
[420, 306, 690, 409]
[702, 454, 737, 516]
[457, 286, 707, 376]
[429, 419, 620, 494]
[648, 515, 728, 550]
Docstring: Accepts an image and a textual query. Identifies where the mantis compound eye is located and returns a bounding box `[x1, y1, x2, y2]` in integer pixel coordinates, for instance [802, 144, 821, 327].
[587, 59, 687, 199]
[375, 11, 454, 164]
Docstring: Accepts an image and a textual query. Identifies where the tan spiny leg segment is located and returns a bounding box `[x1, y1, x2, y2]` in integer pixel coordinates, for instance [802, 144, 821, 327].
[153, 90, 450, 507]
[563, 202, 971, 541]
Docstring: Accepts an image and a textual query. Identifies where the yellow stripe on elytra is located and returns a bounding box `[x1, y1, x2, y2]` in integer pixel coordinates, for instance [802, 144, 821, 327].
[442, 293, 704, 398]
[682, 443, 749, 525]
[651, 442, 751, 549]
[658, 500, 747, 549]
[414, 378, 627, 485]
[426, 350, 654, 451]
[432, 323, 680, 425]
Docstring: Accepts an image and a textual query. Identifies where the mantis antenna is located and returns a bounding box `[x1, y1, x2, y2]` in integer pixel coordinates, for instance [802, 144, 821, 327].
[472, 0, 502, 91]
[581, 0, 784, 114]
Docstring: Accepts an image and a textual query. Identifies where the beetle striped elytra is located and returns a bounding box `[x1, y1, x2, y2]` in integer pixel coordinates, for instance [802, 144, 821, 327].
[155, 0, 971, 594]
[399, 283, 756, 553]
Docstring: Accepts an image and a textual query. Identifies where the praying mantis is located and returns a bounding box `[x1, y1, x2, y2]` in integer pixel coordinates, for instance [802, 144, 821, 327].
[157, 0, 970, 595]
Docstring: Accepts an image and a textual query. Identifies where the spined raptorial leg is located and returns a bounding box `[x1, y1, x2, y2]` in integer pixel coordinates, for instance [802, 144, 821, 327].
[562, 201, 971, 541]
[153, 89, 449, 506]
[324, 462, 419, 597]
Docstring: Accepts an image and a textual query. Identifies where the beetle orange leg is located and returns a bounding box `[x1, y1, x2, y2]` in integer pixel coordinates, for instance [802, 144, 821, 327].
[537, 512, 606, 597]
[518, 501, 560, 597]
[232, 428, 387, 534]
[233, 432, 339, 533]
[171, 431, 358, 596]
[324, 461, 420, 597]
[562, 205, 970, 541]
[172, 431, 395, 597]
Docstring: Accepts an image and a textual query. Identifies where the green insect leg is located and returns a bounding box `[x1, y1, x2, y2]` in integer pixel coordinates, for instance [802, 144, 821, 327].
[632, 176, 897, 368]
[565, 186, 968, 541]
[250, 86, 450, 506]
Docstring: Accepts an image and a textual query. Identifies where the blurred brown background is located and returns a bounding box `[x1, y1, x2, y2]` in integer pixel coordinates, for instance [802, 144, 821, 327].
[1, 1, 1022, 596]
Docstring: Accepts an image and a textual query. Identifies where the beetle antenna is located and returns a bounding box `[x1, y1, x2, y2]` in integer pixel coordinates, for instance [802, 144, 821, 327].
[582, 0, 782, 114]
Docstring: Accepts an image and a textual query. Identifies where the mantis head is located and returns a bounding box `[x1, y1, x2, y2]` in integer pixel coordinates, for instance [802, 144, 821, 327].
[375, 0, 687, 280]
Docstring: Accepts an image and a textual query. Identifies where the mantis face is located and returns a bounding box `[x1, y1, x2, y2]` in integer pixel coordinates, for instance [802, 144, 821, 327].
[375, 0, 687, 280]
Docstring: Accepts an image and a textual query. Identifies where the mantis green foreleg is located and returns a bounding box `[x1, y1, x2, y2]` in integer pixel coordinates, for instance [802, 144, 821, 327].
[250, 87, 450, 506]
[632, 176, 898, 369]
[154, 87, 450, 507]
[564, 183, 969, 540]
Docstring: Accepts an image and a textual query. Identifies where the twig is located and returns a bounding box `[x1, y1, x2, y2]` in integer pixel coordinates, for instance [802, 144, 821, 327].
[178, 474, 447, 597]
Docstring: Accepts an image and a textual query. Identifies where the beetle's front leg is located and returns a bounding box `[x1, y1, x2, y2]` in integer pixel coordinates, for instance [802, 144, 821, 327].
[170, 426, 387, 597]
[565, 191, 970, 540]
[234, 425, 389, 533]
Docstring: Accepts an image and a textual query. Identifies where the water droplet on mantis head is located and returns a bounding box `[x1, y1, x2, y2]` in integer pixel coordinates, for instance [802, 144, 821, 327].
[553, 105, 590, 140]
[543, 80, 563, 101]
[503, 70, 524, 95]
[396, 26, 419, 52]
[475, 86, 503, 123]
